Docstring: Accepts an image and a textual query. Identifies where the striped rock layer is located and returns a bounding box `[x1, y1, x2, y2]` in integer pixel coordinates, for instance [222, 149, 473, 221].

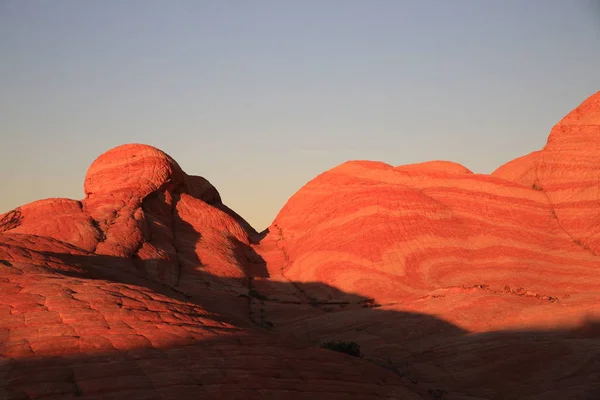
[2, 91, 600, 399]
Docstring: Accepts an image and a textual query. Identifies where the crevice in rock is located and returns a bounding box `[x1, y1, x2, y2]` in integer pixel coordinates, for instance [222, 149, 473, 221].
[77, 200, 106, 252]
[532, 170, 597, 257]
[89, 218, 107, 252]
[421, 283, 564, 303]
[272, 224, 314, 304]
[245, 277, 271, 330]
[0, 208, 23, 232]
[169, 191, 183, 288]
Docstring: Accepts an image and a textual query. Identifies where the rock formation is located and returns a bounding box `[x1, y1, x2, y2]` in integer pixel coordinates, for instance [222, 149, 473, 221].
[2, 91, 600, 399]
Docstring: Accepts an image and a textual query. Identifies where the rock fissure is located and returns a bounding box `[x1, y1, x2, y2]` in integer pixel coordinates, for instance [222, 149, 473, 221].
[169, 191, 183, 287]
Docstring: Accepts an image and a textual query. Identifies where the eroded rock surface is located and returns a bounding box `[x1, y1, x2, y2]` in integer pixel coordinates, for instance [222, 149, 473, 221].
[2, 92, 600, 399]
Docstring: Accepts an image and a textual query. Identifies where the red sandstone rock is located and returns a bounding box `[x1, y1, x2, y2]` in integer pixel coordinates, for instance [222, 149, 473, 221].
[2, 92, 600, 399]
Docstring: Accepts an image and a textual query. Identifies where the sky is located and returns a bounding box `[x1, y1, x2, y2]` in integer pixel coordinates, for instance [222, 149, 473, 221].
[1, 1, 599, 230]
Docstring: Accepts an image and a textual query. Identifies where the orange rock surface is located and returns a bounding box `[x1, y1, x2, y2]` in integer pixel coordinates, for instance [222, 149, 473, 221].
[2, 92, 600, 399]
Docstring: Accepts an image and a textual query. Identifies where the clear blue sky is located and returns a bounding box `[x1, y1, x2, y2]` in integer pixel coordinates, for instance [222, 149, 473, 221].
[1, 0, 599, 230]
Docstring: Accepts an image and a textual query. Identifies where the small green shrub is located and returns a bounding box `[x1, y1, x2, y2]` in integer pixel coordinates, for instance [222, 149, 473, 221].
[359, 298, 381, 308]
[320, 340, 362, 358]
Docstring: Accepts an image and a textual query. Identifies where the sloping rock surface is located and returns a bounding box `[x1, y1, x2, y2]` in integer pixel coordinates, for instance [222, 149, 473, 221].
[2, 91, 600, 399]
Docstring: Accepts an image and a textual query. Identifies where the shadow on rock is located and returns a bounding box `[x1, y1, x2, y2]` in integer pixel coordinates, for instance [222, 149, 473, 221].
[2, 220, 600, 399]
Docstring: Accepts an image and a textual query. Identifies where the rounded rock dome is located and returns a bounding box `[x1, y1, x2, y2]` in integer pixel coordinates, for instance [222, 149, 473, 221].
[84, 143, 185, 198]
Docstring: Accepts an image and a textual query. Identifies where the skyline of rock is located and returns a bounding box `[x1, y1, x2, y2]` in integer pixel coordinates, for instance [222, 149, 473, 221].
[2, 91, 600, 399]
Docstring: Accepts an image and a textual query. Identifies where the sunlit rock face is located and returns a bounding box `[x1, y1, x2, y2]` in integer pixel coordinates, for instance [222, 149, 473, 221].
[2, 92, 600, 399]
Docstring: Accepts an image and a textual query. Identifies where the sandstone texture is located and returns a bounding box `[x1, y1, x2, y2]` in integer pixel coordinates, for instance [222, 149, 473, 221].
[2, 92, 600, 399]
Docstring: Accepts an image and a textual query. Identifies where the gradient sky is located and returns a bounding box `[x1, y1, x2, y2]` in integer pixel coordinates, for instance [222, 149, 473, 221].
[1, 1, 599, 230]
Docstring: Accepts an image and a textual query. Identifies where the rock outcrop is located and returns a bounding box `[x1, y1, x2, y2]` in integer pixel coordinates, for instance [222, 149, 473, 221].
[2, 91, 600, 399]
